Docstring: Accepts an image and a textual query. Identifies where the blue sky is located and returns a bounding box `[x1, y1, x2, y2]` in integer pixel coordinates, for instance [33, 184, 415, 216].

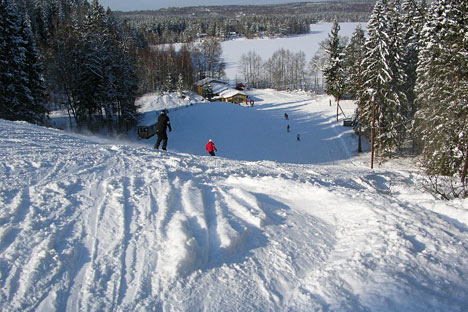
[98, 0, 312, 11]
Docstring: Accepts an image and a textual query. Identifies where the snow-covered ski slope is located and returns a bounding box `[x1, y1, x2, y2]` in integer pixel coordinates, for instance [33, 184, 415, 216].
[1, 89, 467, 311]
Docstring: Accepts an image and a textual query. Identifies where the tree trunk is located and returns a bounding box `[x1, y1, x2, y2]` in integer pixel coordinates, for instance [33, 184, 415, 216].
[461, 140, 468, 184]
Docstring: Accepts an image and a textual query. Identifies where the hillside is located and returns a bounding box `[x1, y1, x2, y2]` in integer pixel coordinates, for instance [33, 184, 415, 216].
[0, 89, 467, 311]
[116, 1, 375, 19]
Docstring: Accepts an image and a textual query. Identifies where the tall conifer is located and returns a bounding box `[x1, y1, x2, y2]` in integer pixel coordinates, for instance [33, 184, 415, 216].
[415, 0, 468, 181]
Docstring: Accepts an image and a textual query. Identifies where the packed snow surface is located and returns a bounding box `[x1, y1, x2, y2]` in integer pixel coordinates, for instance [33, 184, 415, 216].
[1, 89, 467, 311]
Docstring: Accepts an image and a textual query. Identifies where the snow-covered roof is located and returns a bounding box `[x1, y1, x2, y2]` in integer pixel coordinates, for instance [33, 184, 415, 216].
[194, 78, 227, 87]
[211, 82, 229, 94]
[219, 88, 246, 98]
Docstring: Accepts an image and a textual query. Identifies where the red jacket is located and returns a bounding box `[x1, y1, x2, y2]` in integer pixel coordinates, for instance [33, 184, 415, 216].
[206, 141, 217, 153]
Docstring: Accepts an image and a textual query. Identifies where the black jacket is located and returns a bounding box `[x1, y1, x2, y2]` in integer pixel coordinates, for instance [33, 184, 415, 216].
[156, 113, 172, 133]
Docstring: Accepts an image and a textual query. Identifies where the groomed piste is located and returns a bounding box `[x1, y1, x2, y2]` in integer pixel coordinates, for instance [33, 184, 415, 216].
[1, 89, 467, 311]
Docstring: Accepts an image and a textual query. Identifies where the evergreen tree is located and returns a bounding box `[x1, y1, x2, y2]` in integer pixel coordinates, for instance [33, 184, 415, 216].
[414, 0, 468, 185]
[343, 25, 366, 100]
[18, 11, 48, 123]
[104, 9, 139, 130]
[362, 0, 408, 157]
[0, 0, 25, 121]
[401, 0, 426, 122]
[343, 25, 366, 152]
[323, 19, 345, 103]
[176, 73, 184, 97]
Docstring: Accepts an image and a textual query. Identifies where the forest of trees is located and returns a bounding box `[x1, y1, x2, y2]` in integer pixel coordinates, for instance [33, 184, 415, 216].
[322, 0, 467, 198]
[0, 0, 226, 132]
[1, 0, 140, 131]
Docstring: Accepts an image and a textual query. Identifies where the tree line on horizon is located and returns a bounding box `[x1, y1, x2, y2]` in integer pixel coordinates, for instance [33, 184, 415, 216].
[117, 1, 374, 44]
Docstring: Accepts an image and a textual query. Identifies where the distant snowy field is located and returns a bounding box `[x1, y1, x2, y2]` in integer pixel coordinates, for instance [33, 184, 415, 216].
[222, 22, 366, 80]
[1, 88, 467, 311]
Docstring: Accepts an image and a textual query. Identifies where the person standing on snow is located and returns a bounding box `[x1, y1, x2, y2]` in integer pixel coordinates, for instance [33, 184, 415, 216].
[154, 110, 172, 150]
[205, 139, 217, 156]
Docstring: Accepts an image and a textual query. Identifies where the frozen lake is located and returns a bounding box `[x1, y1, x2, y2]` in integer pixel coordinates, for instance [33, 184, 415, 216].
[222, 22, 366, 81]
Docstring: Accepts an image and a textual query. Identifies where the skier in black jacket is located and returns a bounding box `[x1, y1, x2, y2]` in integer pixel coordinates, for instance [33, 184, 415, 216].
[154, 110, 172, 150]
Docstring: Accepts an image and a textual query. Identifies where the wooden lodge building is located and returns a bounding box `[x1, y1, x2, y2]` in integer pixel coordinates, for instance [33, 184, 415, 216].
[194, 78, 247, 104]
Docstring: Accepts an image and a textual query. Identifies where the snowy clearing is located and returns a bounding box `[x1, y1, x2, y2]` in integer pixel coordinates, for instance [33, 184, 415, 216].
[0, 89, 467, 311]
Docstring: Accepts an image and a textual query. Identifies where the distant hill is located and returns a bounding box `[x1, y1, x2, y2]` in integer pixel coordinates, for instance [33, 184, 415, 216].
[117, 1, 375, 44]
[116, 1, 376, 20]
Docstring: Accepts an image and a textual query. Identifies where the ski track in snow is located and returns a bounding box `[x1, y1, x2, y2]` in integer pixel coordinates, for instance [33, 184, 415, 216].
[1, 90, 467, 311]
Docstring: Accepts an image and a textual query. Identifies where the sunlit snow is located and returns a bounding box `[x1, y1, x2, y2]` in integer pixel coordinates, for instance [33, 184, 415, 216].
[1, 87, 467, 311]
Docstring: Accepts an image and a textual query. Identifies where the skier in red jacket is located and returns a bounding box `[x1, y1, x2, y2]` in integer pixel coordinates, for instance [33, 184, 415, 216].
[205, 139, 217, 156]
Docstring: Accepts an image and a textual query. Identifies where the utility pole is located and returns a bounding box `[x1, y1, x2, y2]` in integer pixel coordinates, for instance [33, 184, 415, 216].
[358, 97, 363, 153]
[462, 140, 468, 184]
[368, 89, 376, 169]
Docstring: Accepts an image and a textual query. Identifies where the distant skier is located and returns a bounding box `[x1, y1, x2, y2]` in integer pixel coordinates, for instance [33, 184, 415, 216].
[287, 124, 290, 132]
[205, 139, 217, 156]
[154, 110, 172, 150]
[297, 133, 301, 141]
[284, 113, 289, 120]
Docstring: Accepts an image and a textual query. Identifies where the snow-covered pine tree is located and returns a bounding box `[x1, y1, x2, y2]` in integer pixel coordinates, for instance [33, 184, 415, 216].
[70, 0, 106, 126]
[18, 11, 48, 123]
[176, 73, 184, 97]
[0, 0, 47, 123]
[362, 0, 408, 157]
[343, 25, 366, 152]
[323, 19, 345, 104]
[103, 9, 139, 131]
[415, 0, 468, 187]
[0, 0, 26, 121]
[344, 25, 366, 100]
[388, 0, 410, 143]
[401, 0, 426, 123]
